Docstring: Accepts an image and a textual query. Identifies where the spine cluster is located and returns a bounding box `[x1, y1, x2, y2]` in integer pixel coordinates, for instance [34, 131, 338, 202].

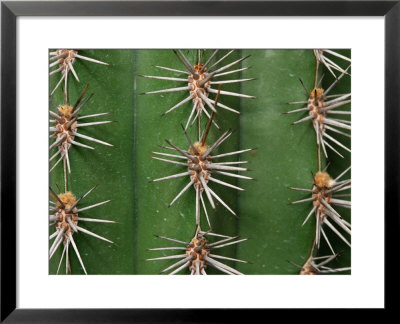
[288, 50, 352, 274]
[49, 50, 114, 274]
[144, 50, 255, 274]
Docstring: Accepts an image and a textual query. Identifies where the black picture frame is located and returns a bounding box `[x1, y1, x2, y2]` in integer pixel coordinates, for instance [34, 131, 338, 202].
[1, 0, 397, 321]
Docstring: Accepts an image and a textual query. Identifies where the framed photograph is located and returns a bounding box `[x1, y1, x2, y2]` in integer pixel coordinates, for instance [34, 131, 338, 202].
[1, 0, 395, 321]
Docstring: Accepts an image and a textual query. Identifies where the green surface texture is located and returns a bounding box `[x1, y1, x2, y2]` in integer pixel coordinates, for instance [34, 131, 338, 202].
[49, 49, 351, 275]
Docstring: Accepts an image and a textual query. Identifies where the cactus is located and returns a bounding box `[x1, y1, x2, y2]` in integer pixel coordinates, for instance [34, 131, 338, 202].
[49, 49, 350, 274]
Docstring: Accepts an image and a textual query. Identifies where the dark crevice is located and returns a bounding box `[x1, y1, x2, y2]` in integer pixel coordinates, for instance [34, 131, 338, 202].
[132, 49, 139, 274]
